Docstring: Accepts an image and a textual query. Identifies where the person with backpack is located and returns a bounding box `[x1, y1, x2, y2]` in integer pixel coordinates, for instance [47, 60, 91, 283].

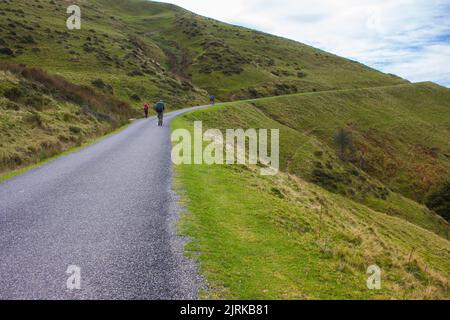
[155, 100, 165, 126]
[143, 103, 150, 118]
[209, 95, 215, 105]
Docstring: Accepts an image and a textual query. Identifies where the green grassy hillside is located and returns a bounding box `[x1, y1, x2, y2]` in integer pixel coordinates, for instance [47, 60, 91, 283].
[177, 83, 450, 237]
[244, 82, 450, 204]
[0, 0, 208, 108]
[0, 61, 134, 174]
[173, 93, 450, 299]
[1, 0, 449, 300]
[0, 0, 407, 108]
[0, 0, 413, 179]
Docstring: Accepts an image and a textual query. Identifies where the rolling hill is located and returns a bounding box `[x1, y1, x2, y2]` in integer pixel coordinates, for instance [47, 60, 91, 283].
[173, 85, 450, 299]
[0, 0, 407, 108]
[176, 83, 450, 233]
[0, 0, 411, 176]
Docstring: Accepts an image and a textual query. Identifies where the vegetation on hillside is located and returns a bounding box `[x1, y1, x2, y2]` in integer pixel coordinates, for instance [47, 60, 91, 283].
[1, 0, 449, 300]
[177, 83, 450, 236]
[0, 61, 135, 174]
[243, 83, 450, 205]
[0, 0, 208, 108]
[0, 0, 407, 108]
[171, 81, 450, 299]
[173, 114, 450, 299]
[426, 182, 450, 222]
[0, 0, 413, 176]
[334, 128, 354, 161]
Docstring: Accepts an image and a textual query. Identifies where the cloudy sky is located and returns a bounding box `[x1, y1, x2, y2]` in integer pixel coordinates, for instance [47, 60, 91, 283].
[156, 0, 450, 87]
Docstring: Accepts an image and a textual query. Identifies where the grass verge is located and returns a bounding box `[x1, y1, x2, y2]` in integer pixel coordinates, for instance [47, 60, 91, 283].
[0, 121, 132, 183]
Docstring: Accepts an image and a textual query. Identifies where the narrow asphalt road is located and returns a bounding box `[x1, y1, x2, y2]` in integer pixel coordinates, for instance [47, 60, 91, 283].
[0, 105, 211, 300]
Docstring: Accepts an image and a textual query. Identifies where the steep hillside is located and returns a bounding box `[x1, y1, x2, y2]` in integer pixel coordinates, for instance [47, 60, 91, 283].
[0, 0, 407, 108]
[0, 0, 208, 108]
[248, 83, 450, 204]
[0, 0, 448, 301]
[178, 83, 450, 237]
[0, 61, 134, 175]
[173, 112, 450, 300]
[0, 0, 414, 178]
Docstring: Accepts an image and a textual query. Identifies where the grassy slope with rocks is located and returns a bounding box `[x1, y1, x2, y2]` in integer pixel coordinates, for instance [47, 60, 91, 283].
[173, 92, 450, 299]
[96, 0, 407, 100]
[0, 0, 410, 176]
[0, 61, 134, 174]
[246, 83, 450, 205]
[177, 84, 450, 237]
[0, 0, 406, 109]
[0, 0, 208, 108]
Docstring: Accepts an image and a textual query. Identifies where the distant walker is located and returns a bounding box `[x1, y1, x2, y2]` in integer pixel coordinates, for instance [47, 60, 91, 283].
[143, 103, 149, 118]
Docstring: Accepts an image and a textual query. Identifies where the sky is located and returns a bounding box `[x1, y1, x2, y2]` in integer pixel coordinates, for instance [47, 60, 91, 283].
[155, 0, 450, 87]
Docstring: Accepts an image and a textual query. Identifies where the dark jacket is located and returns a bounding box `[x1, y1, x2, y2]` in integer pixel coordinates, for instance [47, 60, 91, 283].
[155, 102, 165, 112]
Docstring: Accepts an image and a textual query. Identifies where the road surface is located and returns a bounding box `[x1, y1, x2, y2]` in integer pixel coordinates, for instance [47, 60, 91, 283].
[0, 106, 211, 299]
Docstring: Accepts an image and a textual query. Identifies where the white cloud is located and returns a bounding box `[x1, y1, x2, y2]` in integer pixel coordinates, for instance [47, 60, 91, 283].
[155, 0, 450, 87]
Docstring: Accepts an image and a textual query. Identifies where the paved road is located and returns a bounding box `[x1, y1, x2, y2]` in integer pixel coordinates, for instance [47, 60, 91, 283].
[0, 106, 211, 300]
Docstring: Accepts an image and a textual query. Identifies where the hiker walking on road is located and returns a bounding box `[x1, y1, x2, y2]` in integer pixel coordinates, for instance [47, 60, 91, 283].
[210, 95, 215, 105]
[144, 103, 150, 118]
[155, 100, 165, 126]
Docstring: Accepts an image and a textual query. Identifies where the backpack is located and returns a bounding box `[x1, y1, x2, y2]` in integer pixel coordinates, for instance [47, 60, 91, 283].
[155, 102, 164, 113]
